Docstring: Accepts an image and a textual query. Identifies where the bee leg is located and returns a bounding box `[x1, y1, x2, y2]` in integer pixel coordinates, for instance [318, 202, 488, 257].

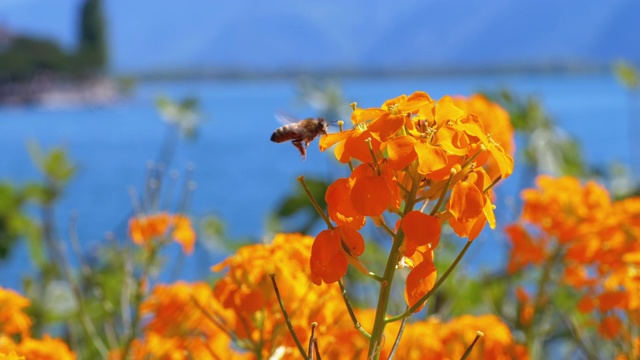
[292, 139, 307, 159]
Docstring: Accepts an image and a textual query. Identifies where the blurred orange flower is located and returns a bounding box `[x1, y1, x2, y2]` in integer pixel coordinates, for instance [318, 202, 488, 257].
[128, 212, 196, 254]
[0, 287, 32, 337]
[507, 175, 640, 357]
[12, 335, 76, 360]
[0, 352, 23, 360]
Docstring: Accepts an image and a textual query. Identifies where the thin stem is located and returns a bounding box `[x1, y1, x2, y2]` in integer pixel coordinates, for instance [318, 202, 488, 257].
[58, 214, 109, 358]
[462, 146, 484, 169]
[365, 138, 380, 174]
[367, 176, 421, 359]
[378, 220, 396, 238]
[269, 274, 308, 359]
[430, 171, 454, 216]
[388, 311, 408, 359]
[367, 273, 385, 283]
[297, 176, 333, 229]
[419, 198, 429, 212]
[313, 339, 322, 360]
[484, 175, 502, 193]
[120, 245, 159, 359]
[386, 239, 473, 322]
[396, 182, 409, 196]
[338, 280, 371, 339]
[308, 322, 317, 360]
[460, 331, 484, 360]
[190, 295, 247, 348]
[525, 245, 563, 355]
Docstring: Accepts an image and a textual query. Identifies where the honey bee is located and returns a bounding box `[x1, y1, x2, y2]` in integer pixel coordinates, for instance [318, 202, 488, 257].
[270, 116, 328, 159]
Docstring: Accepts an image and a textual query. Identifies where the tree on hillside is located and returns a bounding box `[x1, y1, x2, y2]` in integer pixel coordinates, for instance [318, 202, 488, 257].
[77, 0, 108, 73]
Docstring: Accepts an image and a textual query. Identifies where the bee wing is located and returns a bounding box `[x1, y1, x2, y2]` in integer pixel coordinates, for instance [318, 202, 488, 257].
[274, 111, 299, 125]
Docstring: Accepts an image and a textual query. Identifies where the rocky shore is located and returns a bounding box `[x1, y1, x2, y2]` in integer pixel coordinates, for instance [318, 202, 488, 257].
[0, 76, 121, 107]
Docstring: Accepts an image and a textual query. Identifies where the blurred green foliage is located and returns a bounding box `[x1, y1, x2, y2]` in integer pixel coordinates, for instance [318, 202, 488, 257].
[156, 95, 201, 138]
[0, 0, 107, 81]
[0, 36, 72, 81]
[0, 183, 37, 259]
[271, 177, 329, 235]
[77, 0, 108, 74]
[614, 60, 640, 90]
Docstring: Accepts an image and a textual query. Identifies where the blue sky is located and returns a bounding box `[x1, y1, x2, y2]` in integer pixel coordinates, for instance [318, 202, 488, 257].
[2, 0, 639, 74]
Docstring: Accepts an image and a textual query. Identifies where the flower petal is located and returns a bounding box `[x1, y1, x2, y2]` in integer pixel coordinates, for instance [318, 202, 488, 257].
[404, 257, 437, 311]
[400, 211, 441, 257]
[310, 229, 348, 285]
[386, 135, 418, 171]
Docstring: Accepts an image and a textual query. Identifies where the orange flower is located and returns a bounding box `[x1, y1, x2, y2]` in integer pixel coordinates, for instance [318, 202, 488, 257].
[384, 135, 418, 170]
[319, 126, 382, 164]
[400, 211, 441, 257]
[325, 178, 366, 229]
[209, 233, 365, 358]
[0, 352, 23, 360]
[128, 212, 196, 254]
[349, 163, 400, 216]
[447, 168, 496, 241]
[376, 314, 528, 360]
[366, 92, 432, 141]
[140, 282, 224, 337]
[15, 335, 76, 360]
[453, 95, 515, 179]
[598, 315, 623, 339]
[0, 287, 32, 337]
[404, 250, 437, 311]
[505, 224, 548, 273]
[310, 226, 364, 285]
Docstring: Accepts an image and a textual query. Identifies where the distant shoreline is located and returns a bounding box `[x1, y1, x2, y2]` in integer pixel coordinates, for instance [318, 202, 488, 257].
[0, 76, 121, 107]
[123, 62, 614, 82]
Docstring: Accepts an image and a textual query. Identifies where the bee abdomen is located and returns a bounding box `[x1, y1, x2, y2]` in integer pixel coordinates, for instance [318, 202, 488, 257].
[270, 125, 301, 143]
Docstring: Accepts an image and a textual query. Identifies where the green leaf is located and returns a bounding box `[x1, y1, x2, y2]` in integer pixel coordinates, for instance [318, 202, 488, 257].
[613, 60, 640, 90]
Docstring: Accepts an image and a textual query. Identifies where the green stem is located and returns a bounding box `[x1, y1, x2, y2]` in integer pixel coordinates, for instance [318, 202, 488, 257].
[367, 174, 422, 358]
[429, 172, 454, 216]
[460, 331, 484, 360]
[388, 309, 408, 359]
[269, 274, 309, 359]
[386, 239, 473, 322]
[524, 245, 563, 356]
[484, 175, 502, 193]
[308, 322, 317, 359]
[338, 280, 371, 339]
[297, 176, 333, 229]
[120, 243, 160, 359]
[367, 232, 404, 358]
[378, 220, 396, 238]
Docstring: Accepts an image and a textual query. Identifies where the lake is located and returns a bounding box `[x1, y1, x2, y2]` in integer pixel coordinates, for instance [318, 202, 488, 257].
[0, 73, 633, 289]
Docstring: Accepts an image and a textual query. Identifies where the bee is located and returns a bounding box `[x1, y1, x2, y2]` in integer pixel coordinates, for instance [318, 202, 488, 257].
[270, 115, 328, 159]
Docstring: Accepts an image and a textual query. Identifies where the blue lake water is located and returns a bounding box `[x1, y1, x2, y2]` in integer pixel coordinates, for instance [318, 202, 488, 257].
[0, 73, 632, 289]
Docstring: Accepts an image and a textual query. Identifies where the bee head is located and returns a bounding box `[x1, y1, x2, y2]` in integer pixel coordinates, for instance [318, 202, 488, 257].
[317, 118, 329, 134]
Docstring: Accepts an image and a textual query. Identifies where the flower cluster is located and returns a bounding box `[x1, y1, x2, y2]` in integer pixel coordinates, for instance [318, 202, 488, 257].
[119, 234, 366, 359]
[115, 282, 241, 359]
[121, 233, 525, 359]
[128, 212, 196, 254]
[507, 175, 640, 356]
[0, 287, 76, 360]
[211, 233, 361, 358]
[375, 314, 528, 359]
[314, 92, 514, 308]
